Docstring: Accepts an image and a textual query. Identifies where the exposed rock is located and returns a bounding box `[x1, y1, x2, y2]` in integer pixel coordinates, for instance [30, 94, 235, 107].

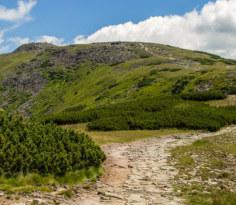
[14, 43, 55, 53]
[2, 72, 46, 94]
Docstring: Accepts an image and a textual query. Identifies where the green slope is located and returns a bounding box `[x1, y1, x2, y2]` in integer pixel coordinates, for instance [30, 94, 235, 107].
[0, 42, 236, 120]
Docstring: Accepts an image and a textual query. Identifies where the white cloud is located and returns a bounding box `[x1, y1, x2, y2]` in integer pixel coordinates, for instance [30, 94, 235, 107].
[8, 37, 30, 46]
[0, 0, 37, 22]
[0, 35, 64, 53]
[74, 0, 236, 59]
[0, 0, 37, 53]
[74, 35, 87, 44]
[37, 35, 64, 45]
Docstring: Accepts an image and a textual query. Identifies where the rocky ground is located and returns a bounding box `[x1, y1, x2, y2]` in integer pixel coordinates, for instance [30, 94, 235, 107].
[0, 127, 234, 205]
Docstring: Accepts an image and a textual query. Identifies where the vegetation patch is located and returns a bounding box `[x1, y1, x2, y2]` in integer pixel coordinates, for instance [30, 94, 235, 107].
[208, 95, 236, 107]
[0, 113, 105, 192]
[188, 57, 216, 65]
[171, 131, 236, 205]
[172, 77, 192, 94]
[137, 76, 155, 88]
[45, 96, 236, 132]
[181, 91, 226, 101]
[159, 67, 182, 72]
[62, 123, 193, 145]
[0, 167, 102, 193]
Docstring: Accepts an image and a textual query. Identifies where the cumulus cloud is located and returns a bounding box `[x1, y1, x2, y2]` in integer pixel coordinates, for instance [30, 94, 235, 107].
[8, 37, 30, 46]
[37, 35, 64, 45]
[0, 0, 37, 22]
[74, 0, 236, 59]
[0, 35, 64, 53]
[0, 0, 37, 53]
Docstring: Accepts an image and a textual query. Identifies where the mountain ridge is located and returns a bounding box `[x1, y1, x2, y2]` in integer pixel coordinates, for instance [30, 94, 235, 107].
[0, 42, 236, 117]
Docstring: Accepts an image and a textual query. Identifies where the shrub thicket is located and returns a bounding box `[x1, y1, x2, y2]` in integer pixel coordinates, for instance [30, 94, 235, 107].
[172, 78, 191, 94]
[45, 96, 236, 132]
[0, 114, 105, 177]
[181, 91, 226, 101]
[137, 77, 155, 88]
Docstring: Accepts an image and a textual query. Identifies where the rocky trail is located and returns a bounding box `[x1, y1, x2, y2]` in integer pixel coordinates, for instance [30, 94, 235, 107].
[1, 127, 235, 205]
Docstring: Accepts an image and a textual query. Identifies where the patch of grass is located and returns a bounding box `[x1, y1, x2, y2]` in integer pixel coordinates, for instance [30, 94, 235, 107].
[178, 155, 195, 167]
[208, 95, 236, 107]
[58, 189, 74, 198]
[0, 167, 102, 193]
[185, 191, 236, 205]
[172, 77, 192, 94]
[188, 57, 216, 65]
[171, 129, 236, 205]
[181, 91, 226, 101]
[137, 76, 155, 88]
[62, 123, 194, 144]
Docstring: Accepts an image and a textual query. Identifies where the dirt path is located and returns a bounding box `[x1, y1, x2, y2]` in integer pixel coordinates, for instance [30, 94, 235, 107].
[2, 127, 235, 205]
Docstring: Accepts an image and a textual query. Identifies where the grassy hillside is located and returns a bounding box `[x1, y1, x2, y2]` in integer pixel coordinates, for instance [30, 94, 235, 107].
[0, 42, 236, 117]
[0, 42, 236, 131]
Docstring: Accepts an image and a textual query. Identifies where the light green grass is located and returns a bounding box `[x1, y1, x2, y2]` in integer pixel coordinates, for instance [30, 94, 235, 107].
[0, 52, 35, 80]
[62, 123, 195, 144]
[171, 130, 236, 205]
[0, 167, 102, 193]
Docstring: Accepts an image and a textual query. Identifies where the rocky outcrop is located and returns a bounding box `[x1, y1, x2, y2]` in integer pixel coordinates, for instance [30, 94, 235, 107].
[14, 43, 55, 53]
[2, 72, 46, 94]
[47, 43, 142, 66]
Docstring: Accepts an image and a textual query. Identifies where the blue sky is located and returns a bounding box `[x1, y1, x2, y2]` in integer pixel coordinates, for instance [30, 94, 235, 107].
[3, 0, 209, 41]
[0, 0, 236, 59]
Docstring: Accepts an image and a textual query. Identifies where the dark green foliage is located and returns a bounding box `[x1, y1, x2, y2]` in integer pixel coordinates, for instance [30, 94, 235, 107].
[149, 69, 158, 75]
[133, 48, 151, 59]
[193, 50, 222, 59]
[45, 96, 236, 132]
[220, 59, 236, 65]
[88, 105, 236, 132]
[159, 68, 181, 72]
[190, 57, 216, 65]
[0, 114, 105, 177]
[63, 104, 86, 112]
[137, 77, 155, 88]
[181, 91, 226, 101]
[172, 77, 191, 94]
[226, 86, 236, 95]
[40, 59, 53, 68]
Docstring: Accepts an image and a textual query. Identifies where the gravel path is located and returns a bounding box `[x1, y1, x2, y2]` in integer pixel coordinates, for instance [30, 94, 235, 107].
[2, 127, 235, 205]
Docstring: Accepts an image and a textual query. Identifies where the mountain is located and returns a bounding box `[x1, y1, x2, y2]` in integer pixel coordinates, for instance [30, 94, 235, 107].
[0, 42, 236, 118]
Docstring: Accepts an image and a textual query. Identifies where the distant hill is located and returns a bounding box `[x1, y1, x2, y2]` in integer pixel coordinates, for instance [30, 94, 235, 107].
[0, 42, 236, 119]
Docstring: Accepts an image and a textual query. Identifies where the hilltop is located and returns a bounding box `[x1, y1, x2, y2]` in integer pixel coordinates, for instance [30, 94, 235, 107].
[1, 42, 236, 118]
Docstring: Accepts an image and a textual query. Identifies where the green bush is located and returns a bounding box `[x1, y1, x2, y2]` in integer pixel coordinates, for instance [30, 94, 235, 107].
[181, 91, 226, 101]
[172, 78, 191, 94]
[190, 57, 216, 65]
[0, 114, 105, 177]
[226, 86, 236, 95]
[63, 104, 86, 112]
[137, 76, 155, 88]
[45, 96, 236, 132]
